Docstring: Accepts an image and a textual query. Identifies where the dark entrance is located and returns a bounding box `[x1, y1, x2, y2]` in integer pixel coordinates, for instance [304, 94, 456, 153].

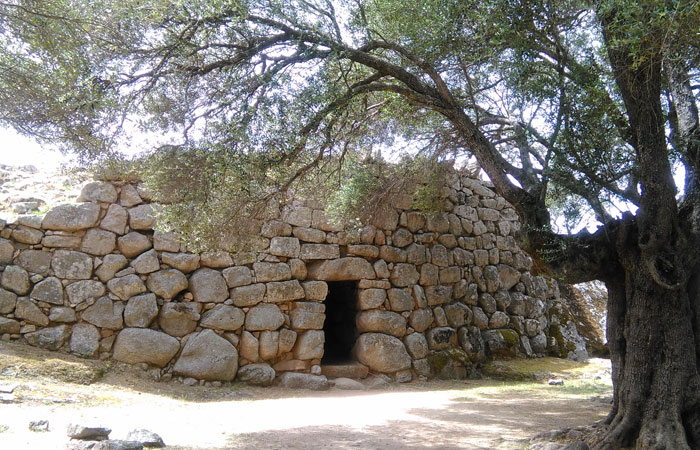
[322, 281, 358, 364]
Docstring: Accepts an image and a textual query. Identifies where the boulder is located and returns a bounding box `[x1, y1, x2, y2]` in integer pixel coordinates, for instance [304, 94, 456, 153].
[408, 308, 434, 333]
[200, 304, 245, 331]
[15, 297, 49, 326]
[77, 181, 118, 203]
[16, 250, 52, 276]
[66, 280, 106, 306]
[70, 322, 100, 358]
[173, 330, 238, 381]
[425, 285, 453, 306]
[265, 280, 304, 303]
[24, 325, 71, 351]
[95, 254, 128, 282]
[128, 204, 155, 230]
[49, 306, 77, 323]
[42, 203, 100, 231]
[489, 311, 510, 329]
[231, 283, 266, 307]
[153, 230, 180, 252]
[158, 302, 201, 337]
[289, 303, 325, 330]
[300, 244, 340, 260]
[281, 205, 312, 227]
[426, 327, 457, 350]
[354, 333, 411, 373]
[293, 330, 324, 359]
[0, 316, 20, 334]
[130, 249, 160, 274]
[239, 331, 259, 362]
[117, 232, 152, 258]
[161, 252, 200, 273]
[390, 264, 420, 287]
[245, 303, 285, 331]
[387, 289, 414, 311]
[253, 262, 291, 282]
[113, 328, 179, 367]
[498, 264, 521, 290]
[119, 184, 143, 207]
[51, 250, 93, 280]
[261, 220, 292, 238]
[482, 329, 521, 357]
[301, 281, 328, 301]
[188, 268, 228, 303]
[0, 238, 14, 265]
[237, 363, 275, 386]
[306, 257, 375, 281]
[259, 330, 279, 360]
[107, 274, 147, 300]
[124, 293, 158, 328]
[292, 227, 326, 243]
[200, 251, 233, 268]
[269, 237, 301, 258]
[125, 429, 164, 449]
[277, 372, 329, 391]
[13, 227, 43, 245]
[404, 332, 429, 359]
[146, 269, 188, 299]
[80, 229, 116, 256]
[1, 265, 31, 295]
[0, 288, 17, 313]
[444, 302, 473, 328]
[66, 423, 112, 440]
[222, 266, 252, 288]
[356, 310, 407, 337]
[357, 288, 386, 310]
[82, 297, 124, 329]
[100, 204, 128, 235]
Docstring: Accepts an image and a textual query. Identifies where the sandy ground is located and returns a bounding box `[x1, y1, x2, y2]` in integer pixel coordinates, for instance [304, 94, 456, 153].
[0, 342, 611, 450]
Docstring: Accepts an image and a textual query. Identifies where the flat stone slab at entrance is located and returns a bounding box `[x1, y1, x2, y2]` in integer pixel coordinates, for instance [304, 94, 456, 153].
[321, 362, 369, 379]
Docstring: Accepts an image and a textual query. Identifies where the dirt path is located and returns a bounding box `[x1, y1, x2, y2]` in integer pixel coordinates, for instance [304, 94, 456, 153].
[0, 343, 611, 449]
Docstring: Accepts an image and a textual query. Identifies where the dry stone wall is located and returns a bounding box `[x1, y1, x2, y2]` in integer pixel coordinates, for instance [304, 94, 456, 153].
[0, 174, 583, 385]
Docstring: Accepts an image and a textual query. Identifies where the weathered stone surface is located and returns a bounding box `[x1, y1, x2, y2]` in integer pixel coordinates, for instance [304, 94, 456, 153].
[173, 329, 238, 381]
[128, 204, 155, 230]
[300, 244, 340, 260]
[129, 249, 159, 275]
[357, 310, 407, 337]
[107, 274, 146, 300]
[66, 280, 106, 306]
[312, 209, 341, 232]
[239, 330, 259, 362]
[425, 285, 453, 306]
[306, 258, 375, 281]
[387, 288, 414, 311]
[290, 303, 325, 330]
[113, 328, 179, 367]
[245, 303, 285, 330]
[200, 251, 233, 268]
[100, 204, 128, 235]
[265, 280, 304, 302]
[152, 230, 180, 253]
[278, 372, 329, 391]
[482, 329, 520, 357]
[0, 288, 17, 313]
[161, 252, 199, 273]
[41, 234, 82, 248]
[237, 363, 275, 386]
[82, 297, 124, 329]
[253, 262, 291, 282]
[282, 205, 312, 227]
[124, 293, 158, 328]
[371, 208, 399, 231]
[96, 254, 128, 282]
[355, 333, 411, 373]
[426, 327, 457, 350]
[222, 266, 253, 288]
[125, 429, 164, 449]
[10, 225, 42, 245]
[301, 281, 327, 301]
[119, 183, 143, 207]
[404, 332, 430, 359]
[346, 245, 379, 259]
[269, 237, 301, 258]
[409, 308, 434, 333]
[357, 288, 386, 310]
[390, 264, 420, 287]
[117, 232, 152, 258]
[444, 302, 473, 329]
[42, 203, 100, 231]
[146, 269, 187, 299]
[489, 311, 510, 328]
[70, 322, 100, 357]
[472, 306, 489, 330]
[189, 268, 228, 303]
[15, 297, 49, 326]
[259, 330, 279, 360]
[289, 258, 307, 280]
[498, 264, 521, 290]
[78, 181, 118, 203]
[261, 220, 292, 238]
[293, 330, 325, 359]
[49, 306, 76, 323]
[292, 227, 326, 243]
[1, 265, 31, 295]
[80, 229, 116, 256]
[0, 238, 14, 265]
[0, 316, 20, 334]
[158, 302, 201, 337]
[439, 266, 461, 284]
[231, 283, 265, 307]
[52, 250, 93, 280]
[200, 304, 245, 331]
[17, 250, 52, 276]
[25, 325, 71, 350]
[278, 328, 297, 355]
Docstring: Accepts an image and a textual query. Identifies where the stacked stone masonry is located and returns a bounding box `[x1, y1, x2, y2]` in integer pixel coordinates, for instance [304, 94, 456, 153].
[0, 175, 579, 384]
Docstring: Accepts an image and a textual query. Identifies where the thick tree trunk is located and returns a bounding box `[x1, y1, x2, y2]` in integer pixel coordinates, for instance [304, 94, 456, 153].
[596, 248, 700, 449]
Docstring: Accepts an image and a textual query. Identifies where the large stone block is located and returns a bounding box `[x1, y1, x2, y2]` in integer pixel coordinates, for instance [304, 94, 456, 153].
[269, 237, 301, 258]
[158, 302, 201, 337]
[293, 330, 324, 360]
[161, 252, 200, 273]
[277, 372, 329, 390]
[259, 330, 279, 360]
[100, 204, 128, 235]
[200, 304, 245, 331]
[200, 251, 234, 268]
[387, 289, 414, 312]
[16, 250, 52, 276]
[444, 302, 473, 328]
[80, 229, 116, 256]
[222, 266, 252, 288]
[113, 328, 179, 367]
[265, 280, 304, 303]
[354, 333, 411, 373]
[15, 297, 49, 326]
[95, 254, 128, 282]
[425, 285, 453, 306]
[253, 262, 291, 282]
[404, 332, 429, 359]
[306, 258, 375, 281]
[146, 269, 188, 299]
[390, 264, 419, 287]
[130, 249, 160, 274]
[301, 281, 327, 301]
[245, 303, 285, 331]
[300, 244, 340, 260]
[66, 280, 106, 306]
[290, 303, 325, 330]
[24, 325, 71, 351]
[82, 296, 124, 329]
[107, 274, 147, 300]
[70, 322, 100, 358]
[292, 227, 325, 243]
[408, 308, 434, 333]
[49, 306, 76, 323]
[51, 250, 93, 280]
[239, 330, 259, 362]
[281, 205, 312, 227]
[0, 288, 17, 314]
[153, 230, 180, 252]
[117, 232, 152, 258]
[356, 310, 407, 337]
[426, 327, 457, 350]
[173, 329, 238, 381]
[357, 288, 386, 310]
[77, 181, 118, 203]
[189, 268, 228, 303]
[119, 183, 143, 207]
[128, 204, 156, 230]
[498, 264, 521, 290]
[0, 238, 14, 265]
[231, 283, 266, 307]
[42, 203, 100, 231]
[124, 293, 158, 328]
[12, 227, 45, 245]
[0, 316, 20, 334]
[237, 363, 275, 386]
[1, 265, 31, 295]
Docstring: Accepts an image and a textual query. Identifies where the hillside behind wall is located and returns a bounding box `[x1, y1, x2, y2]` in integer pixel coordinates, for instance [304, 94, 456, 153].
[0, 173, 588, 384]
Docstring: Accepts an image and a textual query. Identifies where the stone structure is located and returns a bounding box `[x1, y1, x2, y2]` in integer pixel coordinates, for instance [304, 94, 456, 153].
[0, 174, 585, 384]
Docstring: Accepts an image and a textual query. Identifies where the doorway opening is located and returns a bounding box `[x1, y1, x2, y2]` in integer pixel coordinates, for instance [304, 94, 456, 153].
[322, 281, 358, 365]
